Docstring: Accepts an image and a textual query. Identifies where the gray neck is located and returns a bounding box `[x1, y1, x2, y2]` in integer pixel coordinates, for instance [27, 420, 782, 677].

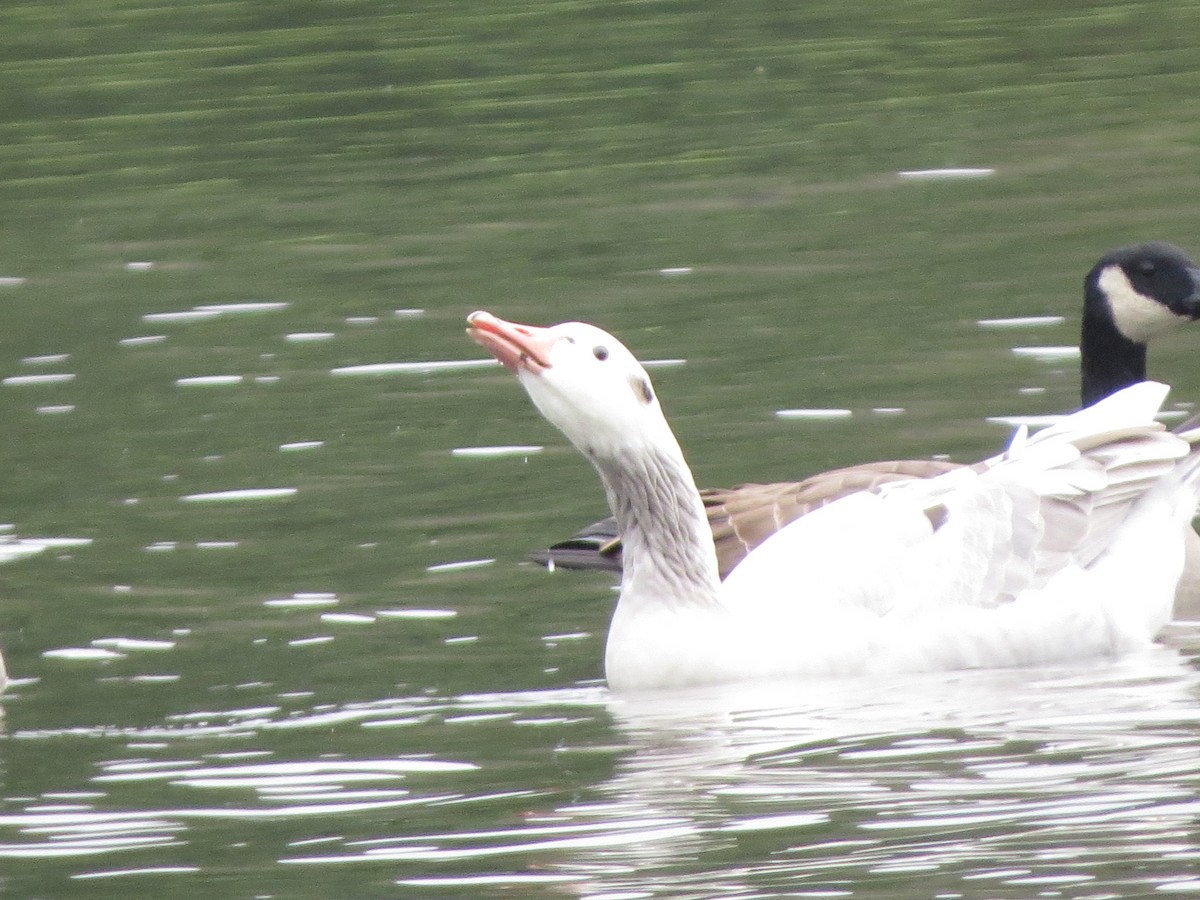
[591, 444, 722, 611]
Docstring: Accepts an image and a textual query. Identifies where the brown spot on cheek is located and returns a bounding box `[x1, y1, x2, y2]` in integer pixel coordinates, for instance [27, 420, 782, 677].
[632, 377, 654, 405]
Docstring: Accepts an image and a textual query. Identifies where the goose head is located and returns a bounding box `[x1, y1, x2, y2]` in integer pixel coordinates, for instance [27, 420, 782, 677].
[467, 311, 670, 461]
[1085, 242, 1200, 342]
[1081, 242, 1200, 406]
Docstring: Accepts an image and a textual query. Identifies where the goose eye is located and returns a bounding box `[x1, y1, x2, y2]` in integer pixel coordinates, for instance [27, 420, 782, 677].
[592, 345, 609, 361]
[1137, 260, 1157, 277]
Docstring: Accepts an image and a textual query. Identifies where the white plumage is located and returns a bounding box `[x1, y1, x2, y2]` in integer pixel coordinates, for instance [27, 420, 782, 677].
[469, 311, 1200, 692]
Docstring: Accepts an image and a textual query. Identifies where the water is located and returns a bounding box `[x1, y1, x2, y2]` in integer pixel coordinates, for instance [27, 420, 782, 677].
[3, 0, 1200, 896]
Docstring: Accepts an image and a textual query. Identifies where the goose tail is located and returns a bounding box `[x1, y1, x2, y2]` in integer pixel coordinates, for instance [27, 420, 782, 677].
[1090, 431, 1200, 641]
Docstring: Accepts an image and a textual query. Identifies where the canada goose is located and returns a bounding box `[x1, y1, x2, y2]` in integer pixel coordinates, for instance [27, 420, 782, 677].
[469, 310, 1200, 690]
[530, 243, 1200, 618]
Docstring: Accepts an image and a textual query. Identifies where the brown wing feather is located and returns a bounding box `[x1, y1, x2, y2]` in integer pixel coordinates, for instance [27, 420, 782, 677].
[702, 459, 963, 578]
[533, 459, 965, 576]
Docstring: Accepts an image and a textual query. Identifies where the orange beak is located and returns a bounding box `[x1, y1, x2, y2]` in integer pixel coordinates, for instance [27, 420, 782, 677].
[467, 310, 556, 375]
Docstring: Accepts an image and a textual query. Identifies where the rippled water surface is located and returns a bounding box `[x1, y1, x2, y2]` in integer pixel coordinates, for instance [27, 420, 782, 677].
[3, 1, 1200, 896]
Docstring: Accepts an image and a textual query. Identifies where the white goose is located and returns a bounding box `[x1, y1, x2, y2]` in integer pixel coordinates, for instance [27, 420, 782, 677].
[468, 310, 1200, 691]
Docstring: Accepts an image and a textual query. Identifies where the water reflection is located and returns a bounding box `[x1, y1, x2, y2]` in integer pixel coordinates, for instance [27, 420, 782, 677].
[3, 623, 1200, 896]
[143, 302, 290, 325]
[0, 534, 92, 565]
[486, 650, 1195, 896]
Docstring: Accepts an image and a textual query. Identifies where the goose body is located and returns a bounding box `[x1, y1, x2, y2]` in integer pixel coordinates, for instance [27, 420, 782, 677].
[469, 311, 1200, 690]
[531, 243, 1200, 619]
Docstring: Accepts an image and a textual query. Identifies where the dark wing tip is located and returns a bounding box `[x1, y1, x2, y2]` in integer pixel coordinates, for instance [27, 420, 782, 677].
[528, 516, 624, 572]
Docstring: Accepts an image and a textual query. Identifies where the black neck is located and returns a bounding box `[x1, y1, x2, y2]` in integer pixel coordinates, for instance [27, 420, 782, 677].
[1080, 306, 1146, 407]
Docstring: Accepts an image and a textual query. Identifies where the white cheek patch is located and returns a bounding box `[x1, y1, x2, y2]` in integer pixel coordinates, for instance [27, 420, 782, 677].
[1099, 264, 1191, 343]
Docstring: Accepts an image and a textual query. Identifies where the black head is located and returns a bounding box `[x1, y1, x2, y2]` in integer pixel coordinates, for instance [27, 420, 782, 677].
[1085, 242, 1200, 343]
